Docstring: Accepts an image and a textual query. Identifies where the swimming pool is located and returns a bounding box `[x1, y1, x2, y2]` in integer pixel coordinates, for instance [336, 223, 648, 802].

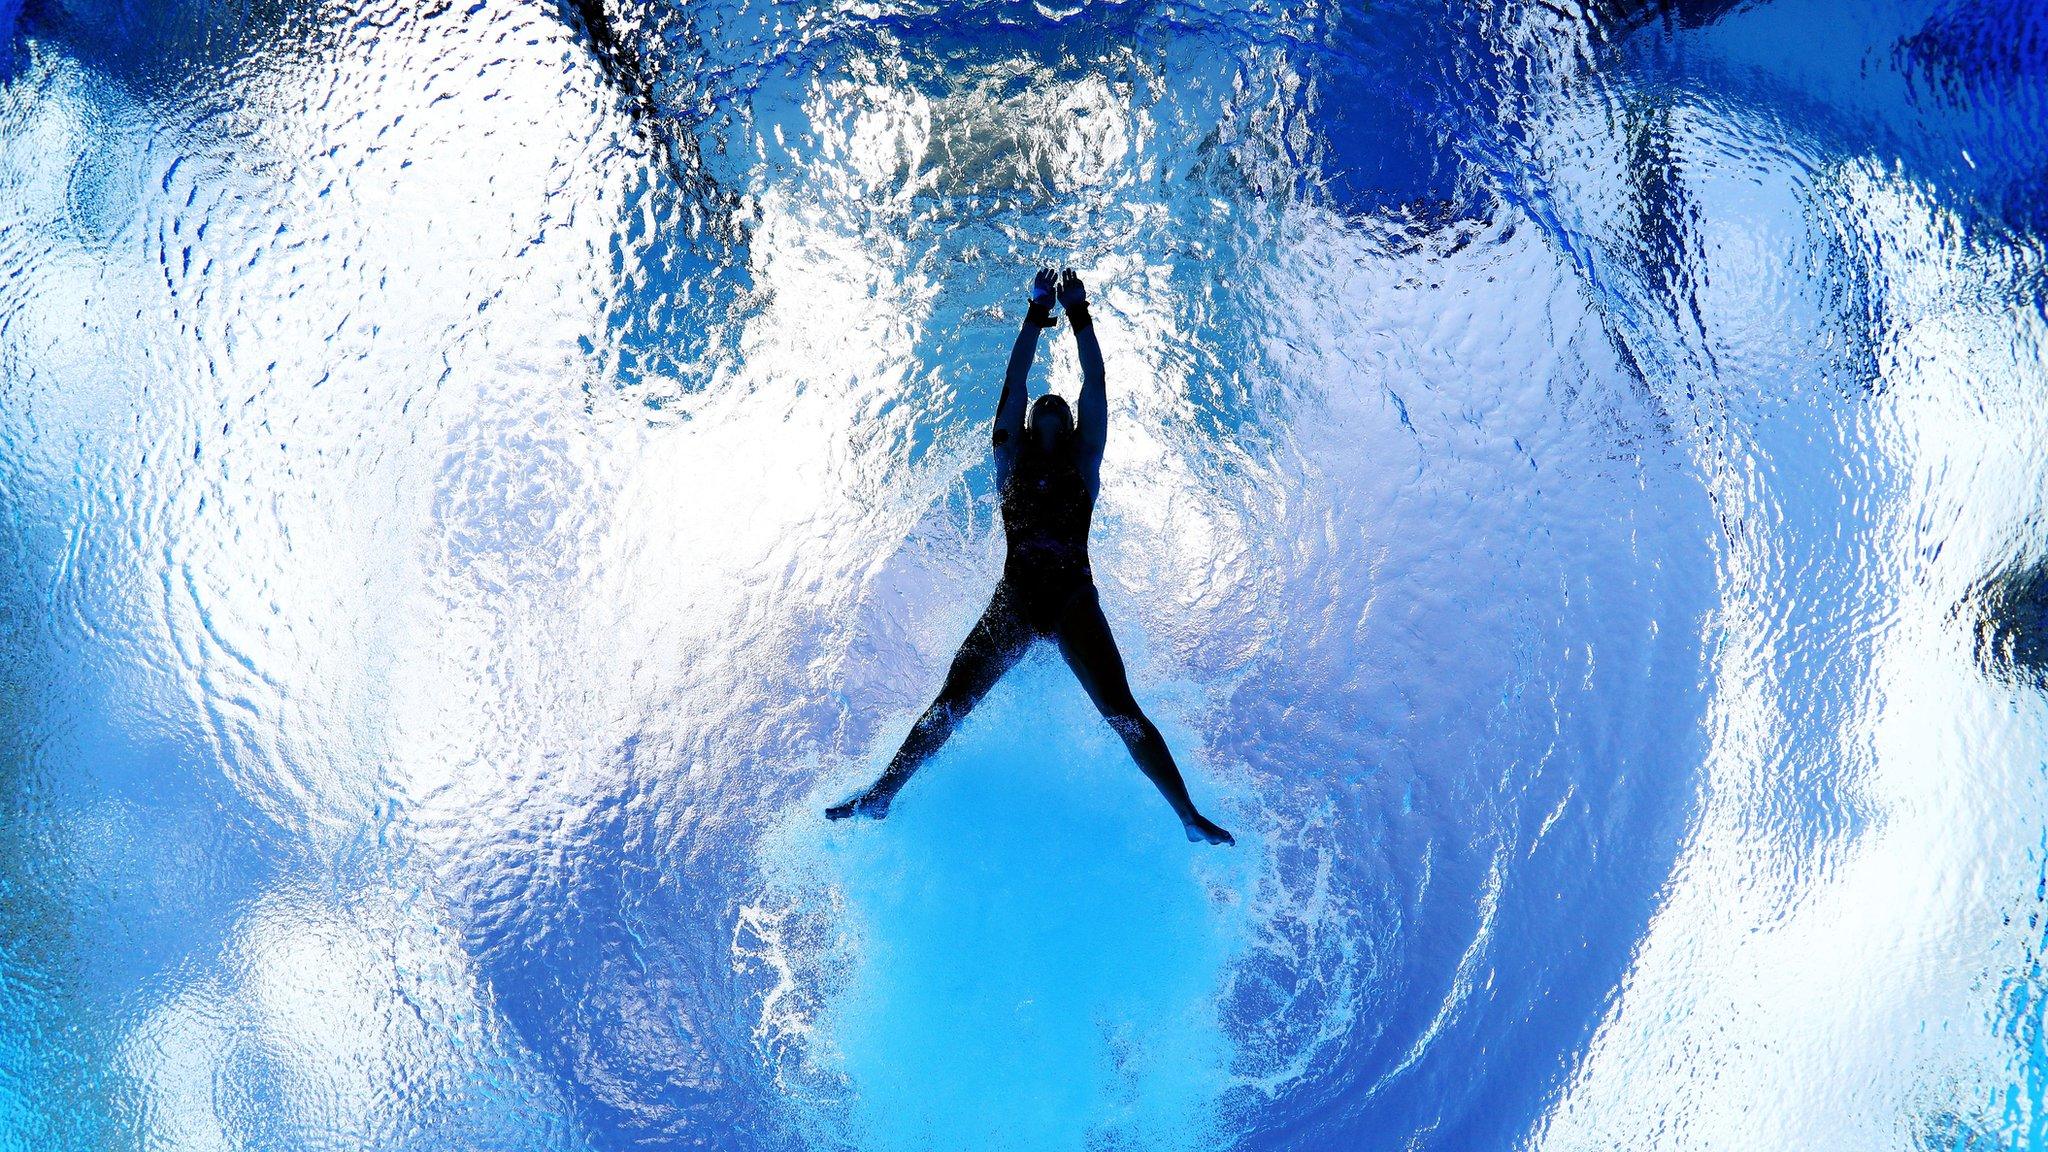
[0, 0, 2043, 1147]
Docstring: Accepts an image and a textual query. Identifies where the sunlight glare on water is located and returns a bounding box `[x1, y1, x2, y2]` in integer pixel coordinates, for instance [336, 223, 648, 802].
[0, 0, 2045, 1149]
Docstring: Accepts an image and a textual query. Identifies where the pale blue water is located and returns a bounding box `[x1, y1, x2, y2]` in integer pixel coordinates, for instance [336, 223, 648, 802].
[1, 1, 2045, 1149]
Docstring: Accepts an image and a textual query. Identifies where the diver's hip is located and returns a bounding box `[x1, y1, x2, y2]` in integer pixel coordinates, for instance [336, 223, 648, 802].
[994, 562, 1096, 633]
[1000, 552, 1092, 587]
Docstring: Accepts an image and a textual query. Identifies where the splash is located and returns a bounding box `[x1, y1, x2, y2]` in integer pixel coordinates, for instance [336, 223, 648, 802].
[0, 0, 2044, 1149]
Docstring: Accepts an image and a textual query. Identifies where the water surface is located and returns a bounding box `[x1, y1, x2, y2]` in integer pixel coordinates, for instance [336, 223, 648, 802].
[1, 0, 2045, 1148]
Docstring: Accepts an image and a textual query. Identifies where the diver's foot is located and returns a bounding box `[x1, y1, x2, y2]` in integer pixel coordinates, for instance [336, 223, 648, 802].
[1185, 816, 1235, 846]
[825, 792, 891, 822]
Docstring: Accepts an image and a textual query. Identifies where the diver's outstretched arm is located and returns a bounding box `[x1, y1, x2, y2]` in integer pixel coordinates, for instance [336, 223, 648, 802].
[1054, 593, 1235, 845]
[1059, 270, 1107, 500]
[995, 269, 1058, 487]
[827, 591, 1033, 821]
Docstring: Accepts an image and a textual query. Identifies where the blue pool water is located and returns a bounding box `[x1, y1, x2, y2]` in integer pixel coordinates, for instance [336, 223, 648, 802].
[1, 0, 2046, 1148]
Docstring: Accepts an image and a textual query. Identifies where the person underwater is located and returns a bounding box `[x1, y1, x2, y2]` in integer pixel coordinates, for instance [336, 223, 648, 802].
[829, 269, 1236, 846]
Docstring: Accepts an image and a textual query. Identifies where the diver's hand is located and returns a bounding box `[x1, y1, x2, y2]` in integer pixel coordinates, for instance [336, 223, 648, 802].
[1056, 268, 1088, 309]
[1030, 267, 1058, 309]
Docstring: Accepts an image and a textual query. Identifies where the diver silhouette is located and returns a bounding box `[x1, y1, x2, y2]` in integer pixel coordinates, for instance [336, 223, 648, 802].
[828, 269, 1235, 846]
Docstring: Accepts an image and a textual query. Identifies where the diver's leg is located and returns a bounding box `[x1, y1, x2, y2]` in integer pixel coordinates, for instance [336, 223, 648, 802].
[827, 588, 1033, 820]
[1054, 591, 1234, 845]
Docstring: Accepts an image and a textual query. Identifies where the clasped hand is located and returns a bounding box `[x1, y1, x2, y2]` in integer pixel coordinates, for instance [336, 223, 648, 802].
[1029, 267, 1088, 310]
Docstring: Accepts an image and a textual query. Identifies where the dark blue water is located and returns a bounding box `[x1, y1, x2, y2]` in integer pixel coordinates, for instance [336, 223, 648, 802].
[1, 0, 2045, 1148]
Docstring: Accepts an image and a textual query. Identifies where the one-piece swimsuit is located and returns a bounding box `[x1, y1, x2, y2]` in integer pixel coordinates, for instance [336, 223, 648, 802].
[998, 438, 1096, 632]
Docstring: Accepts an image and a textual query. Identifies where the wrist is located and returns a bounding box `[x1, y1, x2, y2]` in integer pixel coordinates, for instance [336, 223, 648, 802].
[1064, 301, 1091, 331]
[1027, 300, 1057, 328]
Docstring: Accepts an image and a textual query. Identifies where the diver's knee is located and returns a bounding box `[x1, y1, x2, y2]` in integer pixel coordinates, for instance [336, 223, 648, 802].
[1103, 710, 1148, 740]
[913, 700, 956, 733]
[926, 695, 974, 728]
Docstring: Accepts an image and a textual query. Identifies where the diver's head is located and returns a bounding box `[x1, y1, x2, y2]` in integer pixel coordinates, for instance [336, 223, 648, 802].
[1028, 394, 1073, 451]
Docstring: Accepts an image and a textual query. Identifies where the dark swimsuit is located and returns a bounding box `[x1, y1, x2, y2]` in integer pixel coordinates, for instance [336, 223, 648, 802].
[997, 435, 1097, 633]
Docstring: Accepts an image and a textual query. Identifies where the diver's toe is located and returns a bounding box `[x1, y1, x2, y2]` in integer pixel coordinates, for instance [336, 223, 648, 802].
[826, 793, 889, 821]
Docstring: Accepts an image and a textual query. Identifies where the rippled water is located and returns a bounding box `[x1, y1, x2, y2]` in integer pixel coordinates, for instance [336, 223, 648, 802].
[2, 0, 2045, 1148]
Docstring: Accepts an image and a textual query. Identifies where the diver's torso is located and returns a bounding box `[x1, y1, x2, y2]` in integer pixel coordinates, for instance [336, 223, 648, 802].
[1000, 440, 1095, 625]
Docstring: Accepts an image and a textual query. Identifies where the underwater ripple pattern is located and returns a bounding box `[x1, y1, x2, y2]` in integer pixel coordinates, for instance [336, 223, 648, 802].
[0, 0, 2044, 1149]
